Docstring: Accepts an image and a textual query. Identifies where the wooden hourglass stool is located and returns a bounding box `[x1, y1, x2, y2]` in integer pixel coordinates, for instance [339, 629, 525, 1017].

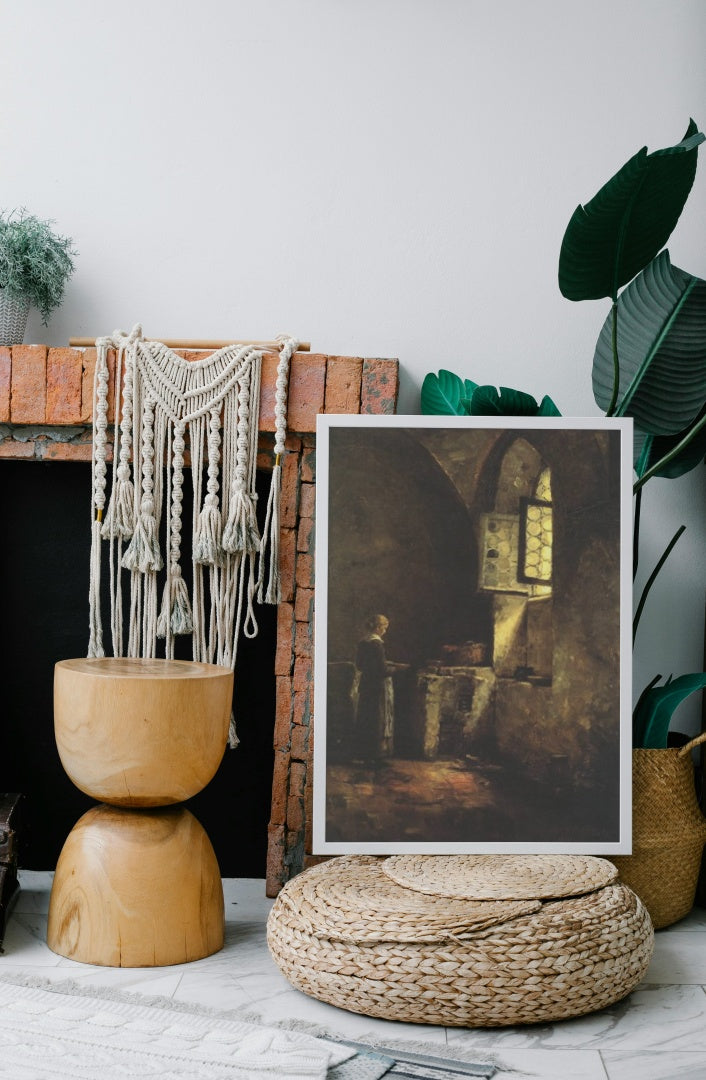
[47, 658, 233, 967]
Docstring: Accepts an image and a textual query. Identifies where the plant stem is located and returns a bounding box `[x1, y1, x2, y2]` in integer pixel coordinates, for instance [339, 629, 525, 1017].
[633, 410, 706, 492]
[633, 525, 686, 644]
[606, 302, 620, 417]
[633, 486, 642, 582]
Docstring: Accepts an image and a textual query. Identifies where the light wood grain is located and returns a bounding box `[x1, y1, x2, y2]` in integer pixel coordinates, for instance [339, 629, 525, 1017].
[68, 337, 311, 351]
[47, 805, 224, 966]
[54, 658, 233, 806]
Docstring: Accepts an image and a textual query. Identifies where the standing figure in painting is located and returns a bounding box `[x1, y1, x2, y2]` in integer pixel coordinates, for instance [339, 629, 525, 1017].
[354, 614, 396, 761]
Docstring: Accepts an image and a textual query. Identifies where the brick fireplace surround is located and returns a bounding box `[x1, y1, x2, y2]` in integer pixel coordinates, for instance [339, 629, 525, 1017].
[0, 344, 399, 896]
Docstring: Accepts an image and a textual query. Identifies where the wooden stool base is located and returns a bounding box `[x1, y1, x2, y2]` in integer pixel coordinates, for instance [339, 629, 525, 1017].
[48, 804, 224, 967]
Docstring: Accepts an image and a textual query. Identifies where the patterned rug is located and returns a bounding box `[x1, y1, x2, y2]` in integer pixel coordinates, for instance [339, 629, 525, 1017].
[0, 974, 497, 1078]
[0, 975, 354, 1079]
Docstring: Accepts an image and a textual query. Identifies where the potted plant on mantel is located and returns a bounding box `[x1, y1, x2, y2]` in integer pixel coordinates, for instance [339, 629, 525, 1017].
[422, 121, 706, 928]
[0, 209, 75, 346]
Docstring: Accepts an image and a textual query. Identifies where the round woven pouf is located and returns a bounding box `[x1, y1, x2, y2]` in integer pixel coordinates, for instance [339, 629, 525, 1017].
[267, 855, 654, 1027]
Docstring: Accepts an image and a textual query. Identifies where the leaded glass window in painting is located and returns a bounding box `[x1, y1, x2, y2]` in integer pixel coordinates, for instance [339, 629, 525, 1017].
[519, 467, 552, 586]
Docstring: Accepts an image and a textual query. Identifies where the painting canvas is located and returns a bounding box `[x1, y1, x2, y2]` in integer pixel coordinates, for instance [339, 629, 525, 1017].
[312, 415, 633, 855]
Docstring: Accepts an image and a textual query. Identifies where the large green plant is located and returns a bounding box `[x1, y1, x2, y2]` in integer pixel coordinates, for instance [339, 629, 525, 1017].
[0, 209, 75, 323]
[559, 121, 706, 748]
[422, 122, 706, 748]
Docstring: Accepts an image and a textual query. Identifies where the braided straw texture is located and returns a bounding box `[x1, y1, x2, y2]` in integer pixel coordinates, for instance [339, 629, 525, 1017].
[610, 742, 706, 929]
[273, 856, 540, 944]
[267, 856, 653, 1027]
[382, 853, 618, 900]
[0, 290, 29, 346]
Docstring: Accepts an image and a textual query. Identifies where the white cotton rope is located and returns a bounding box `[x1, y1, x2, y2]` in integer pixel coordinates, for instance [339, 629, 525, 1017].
[257, 334, 297, 605]
[87, 326, 297, 748]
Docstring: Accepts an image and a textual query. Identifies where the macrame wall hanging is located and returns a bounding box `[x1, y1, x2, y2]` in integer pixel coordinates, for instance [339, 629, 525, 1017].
[88, 325, 297, 745]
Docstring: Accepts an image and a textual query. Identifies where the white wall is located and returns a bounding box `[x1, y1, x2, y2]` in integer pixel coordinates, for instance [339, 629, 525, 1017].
[3, 0, 705, 727]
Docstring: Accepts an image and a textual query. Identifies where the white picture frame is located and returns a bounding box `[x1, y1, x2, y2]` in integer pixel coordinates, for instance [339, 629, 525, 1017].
[313, 415, 633, 855]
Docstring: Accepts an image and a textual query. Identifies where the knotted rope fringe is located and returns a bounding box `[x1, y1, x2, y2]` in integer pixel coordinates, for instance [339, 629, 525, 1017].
[88, 326, 297, 746]
[257, 335, 297, 604]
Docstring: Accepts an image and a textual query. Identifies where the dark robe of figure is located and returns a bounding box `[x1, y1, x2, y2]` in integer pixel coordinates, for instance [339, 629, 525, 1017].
[355, 633, 395, 760]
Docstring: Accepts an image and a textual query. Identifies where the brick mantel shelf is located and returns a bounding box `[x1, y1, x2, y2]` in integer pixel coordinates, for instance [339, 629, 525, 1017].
[0, 344, 399, 894]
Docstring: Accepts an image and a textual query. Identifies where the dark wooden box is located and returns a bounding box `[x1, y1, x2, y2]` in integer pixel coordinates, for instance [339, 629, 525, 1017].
[0, 793, 23, 949]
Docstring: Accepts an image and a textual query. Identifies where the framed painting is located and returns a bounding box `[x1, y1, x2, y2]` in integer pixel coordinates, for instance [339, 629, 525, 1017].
[312, 415, 633, 855]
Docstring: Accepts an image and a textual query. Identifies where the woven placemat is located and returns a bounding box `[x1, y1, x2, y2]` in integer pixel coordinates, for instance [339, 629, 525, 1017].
[277, 856, 541, 942]
[382, 854, 618, 899]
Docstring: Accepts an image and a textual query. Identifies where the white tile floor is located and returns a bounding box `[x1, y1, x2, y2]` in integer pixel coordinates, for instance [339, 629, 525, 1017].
[3, 871, 706, 1080]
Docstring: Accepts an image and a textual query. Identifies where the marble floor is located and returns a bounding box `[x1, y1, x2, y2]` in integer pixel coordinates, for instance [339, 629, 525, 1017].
[2, 871, 706, 1080]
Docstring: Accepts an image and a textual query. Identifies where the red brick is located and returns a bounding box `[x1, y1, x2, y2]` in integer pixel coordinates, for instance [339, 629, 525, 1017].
[265, 824, 286, 897]
[259, 360, 311, 438]
[361, 358, 399, 415]
[295, 552, 314, 590]
[297, 514, 315, 554]
[80, 348, 96, 421]
[269, 750, 291, 826]
[287, 761, 307, 835]
[11, 345, 46, 423]
[295, 620, 313, 660]
[290, 724, 309, 762]
[289, 760, 306, 800]
[292, 689, 310, 727]
[279, 528, 297, 603]
[280, 449, 300, 528]
[304, 763, 315, 853]
[284, 434, 302, 453]
[294, 587, 314, 624]
[258, 351, 279, 433]
[257, 447, 275, 471]
[286, 791, 304, 834]
[78, 346, 116, 422]
[41, 441, 97, 462]
[293, 657, 312, 694]
[273, 676, 293, 749]
[300, 443, 316, 483]
[324, 356, 363, 413]
[299, 481, 315, 520]
[45, 348, 84, 424]
[0, 348, 10, 422]
[274, 602, 295, 676]
[0, 439, 35, 458]
[287, 354, 327, 433]
[179, 350, 214, 363]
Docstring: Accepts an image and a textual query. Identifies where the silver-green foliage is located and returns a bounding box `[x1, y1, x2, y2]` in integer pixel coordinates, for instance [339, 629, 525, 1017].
[0, 209, 75, 323]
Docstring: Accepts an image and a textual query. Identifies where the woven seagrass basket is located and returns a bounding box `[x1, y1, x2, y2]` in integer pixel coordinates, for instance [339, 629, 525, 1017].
[0, 290, 29, 346]
[267, 855, 654, 1027]
[609, 732, 706, 930]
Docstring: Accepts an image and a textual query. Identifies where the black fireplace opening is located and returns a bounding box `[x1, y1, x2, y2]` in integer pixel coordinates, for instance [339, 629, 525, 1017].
[0, 459, 276, 877]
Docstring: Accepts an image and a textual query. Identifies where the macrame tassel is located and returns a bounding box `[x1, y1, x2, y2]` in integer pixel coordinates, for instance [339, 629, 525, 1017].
[122, 499, 163, 573]
[228, 710, 240, 749]
[101, 468, 135, 540]
[194, 495, 224, 566]
[87, 518, 105, 657]
[257, 461, 282, 604]
[88, 338, 110, 657]
[157, 570, 194, 637]
[256, 335, 295, 605]
[222, 489, 261, 554]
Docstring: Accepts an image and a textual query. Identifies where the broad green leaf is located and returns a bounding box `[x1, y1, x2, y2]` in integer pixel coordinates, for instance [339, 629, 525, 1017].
[633, 672, 706, 748]
[538, 395, 562, 417]
[634, 408, 706, 479]
[559, 120, 704, 301]
[470, 385, 562, 416]
[421, 370, 476, 414]
[592, 251, 706, 434]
